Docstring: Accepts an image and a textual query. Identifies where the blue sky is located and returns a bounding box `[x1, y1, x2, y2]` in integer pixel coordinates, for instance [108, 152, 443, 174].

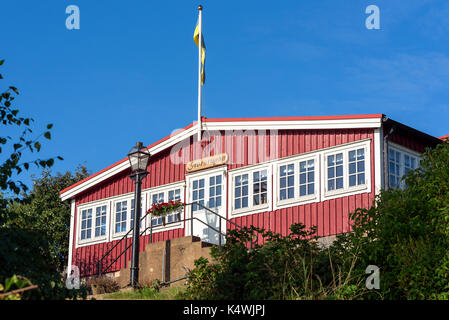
[1, 0, 449, 189]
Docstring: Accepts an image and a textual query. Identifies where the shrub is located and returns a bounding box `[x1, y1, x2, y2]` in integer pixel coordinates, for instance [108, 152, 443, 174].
[340, 142, 449, 299]
[184, 224, 371, 300]
[87, 276, 120, 295]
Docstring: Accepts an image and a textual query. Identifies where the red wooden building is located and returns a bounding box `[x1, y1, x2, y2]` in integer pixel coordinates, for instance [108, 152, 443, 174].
[60, 114, 441, 277]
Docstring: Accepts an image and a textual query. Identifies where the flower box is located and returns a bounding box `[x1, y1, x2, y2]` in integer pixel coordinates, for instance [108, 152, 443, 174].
[147, 200, 185, 225]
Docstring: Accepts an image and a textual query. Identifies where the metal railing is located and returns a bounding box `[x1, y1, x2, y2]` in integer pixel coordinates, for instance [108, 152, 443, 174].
[96, 201, 251, 276]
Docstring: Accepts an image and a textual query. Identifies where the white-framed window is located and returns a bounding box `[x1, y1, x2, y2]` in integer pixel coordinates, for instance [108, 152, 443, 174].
[388, 144, 421, 189]
[275, 155, 318, 209]
[230, 165, 271, 215]
[112, 196, 144, 238]
[78, 202, 108, 244]
[323, 141, 371, 198]
[148, 183, 184, 228]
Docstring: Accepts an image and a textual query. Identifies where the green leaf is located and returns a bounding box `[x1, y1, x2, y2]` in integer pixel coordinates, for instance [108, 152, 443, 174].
[46, 124, 53, 130]
[44, 131, 51, 140]
[0, 60, 4, 66]
[9, 86, 19, 95]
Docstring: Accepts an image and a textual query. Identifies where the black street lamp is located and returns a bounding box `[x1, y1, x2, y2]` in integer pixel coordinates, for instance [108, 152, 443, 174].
[127, 142, 150, 287]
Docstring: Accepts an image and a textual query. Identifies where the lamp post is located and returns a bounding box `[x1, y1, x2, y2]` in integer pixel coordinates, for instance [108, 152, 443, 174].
[127, 142, 150, 288]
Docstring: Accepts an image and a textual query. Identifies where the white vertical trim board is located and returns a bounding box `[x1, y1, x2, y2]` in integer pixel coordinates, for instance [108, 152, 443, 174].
[67, 199, 76, 274]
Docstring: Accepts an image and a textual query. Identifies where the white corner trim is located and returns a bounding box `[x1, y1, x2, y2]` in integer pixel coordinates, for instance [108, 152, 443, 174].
[67, 199, 76, 274]
[374, 128, 383, 193]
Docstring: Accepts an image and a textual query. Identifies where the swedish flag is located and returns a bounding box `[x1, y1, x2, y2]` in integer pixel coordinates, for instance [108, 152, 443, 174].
[193, 18, 206, 85]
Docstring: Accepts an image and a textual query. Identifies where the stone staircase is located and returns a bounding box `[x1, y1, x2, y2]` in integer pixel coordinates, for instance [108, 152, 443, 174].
[111, 236, 214, 288]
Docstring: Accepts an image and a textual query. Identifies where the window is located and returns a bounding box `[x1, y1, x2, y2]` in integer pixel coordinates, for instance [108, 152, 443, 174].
[80, 208, 92, 240]
[115, 200, 128, 233]
[234, 173, 249, 210]
[348, 148, 365, 187]
[253, 170, 268, 205]
[299, 159, 315, 196]
[388, 145, 420, 189]
[79, 204, 108, 243]
[192, 179, 205, 212]
[280, 164, 295, 200]
[208, 175, 222, 209]
[149, 186, 183, 227]
[327, 153, 343, 191]
[324, 142, 370, 197]
[94, 205, 107, 237]
[389, 149, 401, 188]
[113, 197, 143, 236]
[231, 167, 270, 214]
[277, 156, 318, 207]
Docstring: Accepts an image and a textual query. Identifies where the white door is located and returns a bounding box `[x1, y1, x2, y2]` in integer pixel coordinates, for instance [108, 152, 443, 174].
[187, 167, 227, 245]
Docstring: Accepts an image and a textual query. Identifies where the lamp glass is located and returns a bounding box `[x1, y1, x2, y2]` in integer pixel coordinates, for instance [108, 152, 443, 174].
[128, 144, 150, 172]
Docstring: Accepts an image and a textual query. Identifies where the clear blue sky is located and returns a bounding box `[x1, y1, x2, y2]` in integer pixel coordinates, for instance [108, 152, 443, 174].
[1, 0, 448, 189]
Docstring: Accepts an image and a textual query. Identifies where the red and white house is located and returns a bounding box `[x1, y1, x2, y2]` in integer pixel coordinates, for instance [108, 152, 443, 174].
[60, 114, 441, 277]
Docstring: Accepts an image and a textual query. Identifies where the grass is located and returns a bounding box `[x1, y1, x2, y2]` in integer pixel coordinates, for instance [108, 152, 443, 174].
[103, 285, 186, 300]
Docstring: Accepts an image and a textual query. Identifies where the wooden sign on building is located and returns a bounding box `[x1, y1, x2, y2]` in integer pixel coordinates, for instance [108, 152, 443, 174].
[186, 153, 228, 173]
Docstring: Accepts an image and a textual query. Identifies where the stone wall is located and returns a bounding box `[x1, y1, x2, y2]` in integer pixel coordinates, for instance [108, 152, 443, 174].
[113, 236, 213, 287]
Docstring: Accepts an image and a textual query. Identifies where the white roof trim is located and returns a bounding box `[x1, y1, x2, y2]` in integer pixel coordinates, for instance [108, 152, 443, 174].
[202, 118, 382, 131]
[60, 117, 382, 201]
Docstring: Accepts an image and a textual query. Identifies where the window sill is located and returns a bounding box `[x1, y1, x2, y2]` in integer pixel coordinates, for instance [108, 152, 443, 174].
[231, 204, 270, 216]
[323, 184, 369, 199]
[276, 194, 317, 207]
[77, 236, 108, 247]
[149, 221, 183, 232]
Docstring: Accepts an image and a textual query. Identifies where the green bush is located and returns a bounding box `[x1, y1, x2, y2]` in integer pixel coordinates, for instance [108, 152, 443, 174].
[184, 224, 370, 300]
[87, 276, 120, 295]
[340, 142, 449, 299]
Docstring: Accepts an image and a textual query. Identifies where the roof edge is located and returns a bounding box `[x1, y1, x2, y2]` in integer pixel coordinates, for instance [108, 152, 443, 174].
[59, 114, 385, 200]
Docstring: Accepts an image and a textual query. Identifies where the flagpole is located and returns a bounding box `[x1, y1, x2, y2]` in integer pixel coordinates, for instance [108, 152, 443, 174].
[197, 5, 203, 142]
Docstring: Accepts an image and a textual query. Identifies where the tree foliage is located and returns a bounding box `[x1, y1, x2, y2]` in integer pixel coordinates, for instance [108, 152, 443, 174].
[0, 59, 88, 299]
[340, 141, 449, 299]
[0, 58, 61, 214]
[5, 166, 90, 271]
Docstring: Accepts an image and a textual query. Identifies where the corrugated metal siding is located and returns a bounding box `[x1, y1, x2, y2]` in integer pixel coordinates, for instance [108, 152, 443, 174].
[73, 128, 377, 276]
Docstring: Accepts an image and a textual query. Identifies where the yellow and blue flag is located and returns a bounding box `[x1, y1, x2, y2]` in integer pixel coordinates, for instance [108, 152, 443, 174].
[193, 18, 206, 85]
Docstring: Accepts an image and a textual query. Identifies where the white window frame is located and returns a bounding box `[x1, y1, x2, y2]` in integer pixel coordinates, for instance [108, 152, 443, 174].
[146, 181, 185, 232]
[111, 195, 144, 240]
[274, 154, 320, 210]
[388, 143, 421, 189]
[229, 164, 272, 216]
[77, 201, 109, 246]
[322, 140, 372, 200]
